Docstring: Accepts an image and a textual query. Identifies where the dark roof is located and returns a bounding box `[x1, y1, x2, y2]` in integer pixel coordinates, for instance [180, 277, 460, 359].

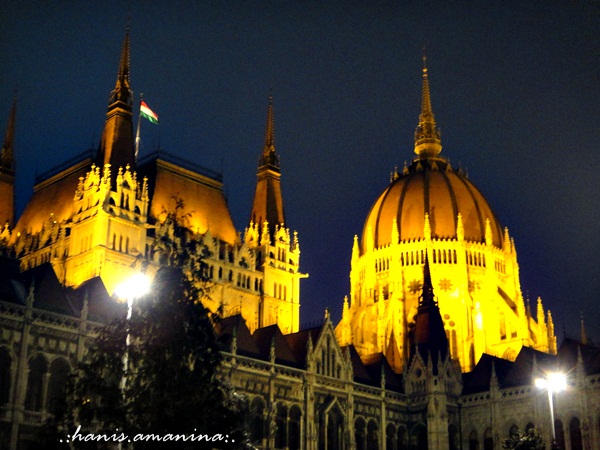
[557, 338, 600, 375]
[346, 345, 373, 385]
[0, 255, 25, 304]
[463, 339, 600, 394]
[217, 314, 262, 358]
[285, 325, 323, 366]
[253, 324, 299, 367]
[462, 353, 513, 394]
[21, 263, 75, 315]
[70, 277, 123, 323]
[361, 352, 403, 392]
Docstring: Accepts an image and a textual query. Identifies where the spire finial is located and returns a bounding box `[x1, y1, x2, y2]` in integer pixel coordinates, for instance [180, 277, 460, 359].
[581, 312, 587, 345]
[260, 93, 279, 169]
[414, 52, 442, 157]
[97, 26, 135, 171]
[420, 251, 436, 307]
[110, 26, 132, 107]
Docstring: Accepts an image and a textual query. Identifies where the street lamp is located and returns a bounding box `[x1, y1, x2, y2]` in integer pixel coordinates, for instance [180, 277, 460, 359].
[115, 273, 151, 448]
[535, 372, 567, 450]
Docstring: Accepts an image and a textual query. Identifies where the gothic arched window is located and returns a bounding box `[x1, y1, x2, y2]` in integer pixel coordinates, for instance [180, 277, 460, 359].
[275, 403, 288, 449]
[468, 430, 479, 450]
[25, 354, 48, 411]
[411, 424, 427, 450]
[0, 347, 11, 405]
[289, 405, 302, 450]
[555, 419, 565, 450]
[569, 417, 583, 450]
[355, 418, 366, 450]
[366, 420, 378, 450]
[47, 357, 71, 416]
[397, 425, 408, 450]
[386, 424, 396, 450]
[483, 427, 493, 450]
[249, 397, 265, 446]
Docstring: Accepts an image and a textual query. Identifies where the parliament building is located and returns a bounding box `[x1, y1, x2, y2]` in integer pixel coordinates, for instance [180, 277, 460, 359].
[0, 31, 599, 450]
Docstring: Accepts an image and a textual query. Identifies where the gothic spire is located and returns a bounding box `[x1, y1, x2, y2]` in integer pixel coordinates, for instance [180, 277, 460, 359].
[0, 97, 16, 228]
[250, 96, 286, 241]
[260, 95, 280, 170]
[414, 54, 442, 157]
[409, 253, 449, 373]
[96, 26, 135, 172]
[0, 95, 16, 171]
[110, 26, 132, 108]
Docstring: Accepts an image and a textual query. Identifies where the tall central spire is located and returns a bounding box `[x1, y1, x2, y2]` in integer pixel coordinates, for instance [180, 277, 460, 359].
[250, 96, 285, 241]
[260, 95, 280, 170]
[96, 27, 135, 172]
[110, 26, 132, 108]
[414, 55, 442, 157]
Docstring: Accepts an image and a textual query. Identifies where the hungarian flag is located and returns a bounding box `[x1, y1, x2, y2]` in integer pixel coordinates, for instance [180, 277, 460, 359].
[140, 101, 159, 124]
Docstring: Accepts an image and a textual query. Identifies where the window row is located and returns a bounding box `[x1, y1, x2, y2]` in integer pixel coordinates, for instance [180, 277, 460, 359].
[273, 282, 287, 300]
[0, 349, 71, 417]
[249, 398, 301, 450]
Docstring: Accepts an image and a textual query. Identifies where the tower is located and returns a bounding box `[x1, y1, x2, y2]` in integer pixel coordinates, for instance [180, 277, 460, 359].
[11, 28, 148, 293]
[336, 60, 555, 372]
[403, 256, 462, 450]
[0, 97, 16, 230]
[245, 96, 305, 333]
[96, 27, 135, 173]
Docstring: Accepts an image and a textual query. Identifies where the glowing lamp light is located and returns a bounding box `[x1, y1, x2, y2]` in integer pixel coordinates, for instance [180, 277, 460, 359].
[535, 372, 567, 393]
[536, 372, 567, 449]
[115, 273, 151, 300]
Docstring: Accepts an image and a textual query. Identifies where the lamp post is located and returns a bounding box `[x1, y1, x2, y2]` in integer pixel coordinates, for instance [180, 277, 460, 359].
[535, 372, 566, 450]
[115, 273, 151, 448]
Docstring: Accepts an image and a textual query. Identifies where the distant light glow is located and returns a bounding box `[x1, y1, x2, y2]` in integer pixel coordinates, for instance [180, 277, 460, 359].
[535, 372, 567, 392]
[115, 273, 151, 300]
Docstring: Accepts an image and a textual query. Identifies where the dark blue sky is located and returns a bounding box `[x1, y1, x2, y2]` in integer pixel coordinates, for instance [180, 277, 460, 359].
[2, 1, 599, 343]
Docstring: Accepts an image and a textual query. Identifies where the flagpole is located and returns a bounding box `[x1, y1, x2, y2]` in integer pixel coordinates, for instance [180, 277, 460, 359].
[135, 93, 143, 161]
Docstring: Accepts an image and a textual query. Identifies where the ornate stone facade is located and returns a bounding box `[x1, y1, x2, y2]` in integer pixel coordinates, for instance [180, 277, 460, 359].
[0, 33, 597, 450]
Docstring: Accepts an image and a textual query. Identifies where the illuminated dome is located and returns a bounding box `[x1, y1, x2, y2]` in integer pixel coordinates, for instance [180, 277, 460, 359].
[361, 156, 503, 251]
[338, 58, 556, 375]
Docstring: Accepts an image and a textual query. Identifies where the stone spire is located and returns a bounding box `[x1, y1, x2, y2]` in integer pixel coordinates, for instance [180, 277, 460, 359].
[249, 96, 286, 241]
[0, 97, 16, 227]
[0, 96, 16, 171]
[260, 95, 279, 169]
[581, 312, 587, 345]
[409, 253, 449, 373]
[96, 27, 135, 173]
[414, 55, 442, 157]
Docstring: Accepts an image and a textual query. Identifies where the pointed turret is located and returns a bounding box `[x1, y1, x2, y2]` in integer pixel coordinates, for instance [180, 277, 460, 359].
[409, 253, 449, 373]
[96, 27, 135, 174]
[414, 55, 442, 157]
[0, 97, 16, 227]
[249, 96, 286, 241]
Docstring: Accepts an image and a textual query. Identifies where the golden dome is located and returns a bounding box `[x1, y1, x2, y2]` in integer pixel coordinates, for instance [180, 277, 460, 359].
[361, 156, 503, 252]
[361, 58, 503, 253]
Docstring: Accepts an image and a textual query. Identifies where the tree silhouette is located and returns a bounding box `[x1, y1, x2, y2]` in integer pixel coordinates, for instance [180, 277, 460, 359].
[43, 199, 251, 449]
[502, 427, 546, 450]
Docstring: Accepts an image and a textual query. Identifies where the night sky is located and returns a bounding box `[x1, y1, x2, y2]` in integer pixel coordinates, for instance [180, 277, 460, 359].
[2, 2, 599, 344]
